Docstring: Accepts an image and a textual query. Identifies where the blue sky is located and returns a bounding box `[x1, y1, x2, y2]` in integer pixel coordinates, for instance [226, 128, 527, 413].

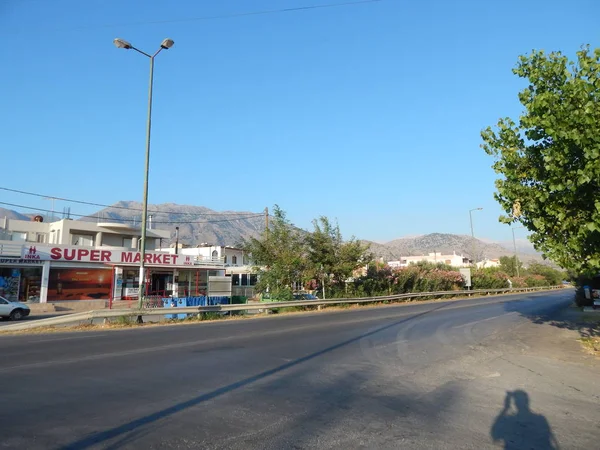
[0, 0, 598, 243]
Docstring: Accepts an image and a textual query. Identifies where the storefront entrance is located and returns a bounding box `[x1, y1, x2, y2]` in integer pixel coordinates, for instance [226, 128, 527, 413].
[149, 271, 174, 297]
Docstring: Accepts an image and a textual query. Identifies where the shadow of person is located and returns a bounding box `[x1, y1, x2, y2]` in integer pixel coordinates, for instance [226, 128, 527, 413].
[491, 390, 559, 449]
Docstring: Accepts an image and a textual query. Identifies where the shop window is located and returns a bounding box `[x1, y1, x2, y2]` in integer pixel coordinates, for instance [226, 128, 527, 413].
[232, 256, 238, 265]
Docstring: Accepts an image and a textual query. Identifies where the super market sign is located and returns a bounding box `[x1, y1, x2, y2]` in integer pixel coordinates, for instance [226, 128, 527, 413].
[21, 246, 193, 266]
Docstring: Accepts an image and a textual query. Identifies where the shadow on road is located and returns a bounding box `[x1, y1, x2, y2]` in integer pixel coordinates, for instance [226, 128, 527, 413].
[502, 291, 600, 341]
[491, 390, 559, 449]
[62, 303, 450, 449]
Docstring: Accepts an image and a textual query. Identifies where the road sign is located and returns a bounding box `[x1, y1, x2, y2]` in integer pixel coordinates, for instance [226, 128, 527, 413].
[460, 268, 472, 287]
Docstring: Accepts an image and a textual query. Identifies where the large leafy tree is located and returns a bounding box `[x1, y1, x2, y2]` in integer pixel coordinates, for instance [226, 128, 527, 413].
[242, 205, 307, 299]
[306, 216, 370, 296]
[481, 46, 600, 273]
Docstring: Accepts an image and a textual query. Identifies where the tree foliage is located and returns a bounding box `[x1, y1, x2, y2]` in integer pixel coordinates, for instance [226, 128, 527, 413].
[499, 255, 523, 277]
[243, 207, 370, 299]
[481, 46, 600, 273]
[242, 205, 306, 300]
[306, 217, 370, 296]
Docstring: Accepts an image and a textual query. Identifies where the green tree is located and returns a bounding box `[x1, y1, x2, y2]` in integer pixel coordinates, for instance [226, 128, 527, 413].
[242, 205, 307, 299]
[306, 216, 370, 297]
[481, 46, 600, 273]
[526, 262, 565, 286]
[499, 255, 523, 277]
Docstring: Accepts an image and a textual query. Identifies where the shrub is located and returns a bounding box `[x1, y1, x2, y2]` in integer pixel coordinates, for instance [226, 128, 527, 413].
[472, 269, 510, 289]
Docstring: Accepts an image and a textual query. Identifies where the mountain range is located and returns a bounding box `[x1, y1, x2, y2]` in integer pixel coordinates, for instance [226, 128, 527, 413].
[1, 202, 548, 264]
[361, 233, 544, 264]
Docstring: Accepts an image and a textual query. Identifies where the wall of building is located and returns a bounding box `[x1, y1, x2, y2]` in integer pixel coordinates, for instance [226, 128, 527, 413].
[389, 252, 470, 268]
[160, 246, 248, 265]
[1, 218, 168, 250]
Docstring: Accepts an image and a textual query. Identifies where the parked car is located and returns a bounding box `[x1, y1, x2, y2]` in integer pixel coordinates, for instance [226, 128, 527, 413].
[293, 293, 319, 301]
[0, 295, 31, 320]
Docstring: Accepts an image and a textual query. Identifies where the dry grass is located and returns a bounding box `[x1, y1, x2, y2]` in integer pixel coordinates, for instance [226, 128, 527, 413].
[579, 337, 600, 355]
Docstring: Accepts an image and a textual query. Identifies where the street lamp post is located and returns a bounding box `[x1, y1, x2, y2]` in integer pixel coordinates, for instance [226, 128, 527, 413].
[114, 37, 174, 310]
[512, 226, 525, 278]
[469, 208, 483, 267]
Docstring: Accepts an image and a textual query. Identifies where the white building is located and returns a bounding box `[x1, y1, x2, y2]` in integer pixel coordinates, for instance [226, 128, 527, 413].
[159, 244, 256, 297]
[477, 258, 501, 268]
[0, 216, 226, 304]
[388, 251, 471, 268]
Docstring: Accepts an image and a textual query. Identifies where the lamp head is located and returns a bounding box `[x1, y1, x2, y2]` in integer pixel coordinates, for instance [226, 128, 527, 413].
[113, 38, 132, 49]
[161, 38, 174, 49]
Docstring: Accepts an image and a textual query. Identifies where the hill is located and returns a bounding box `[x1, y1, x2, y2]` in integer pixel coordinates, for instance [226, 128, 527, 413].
[80, 201, 266, 247]
[0, 203, 548, 264]
[363, 232, 548, 265]
[0, 207, 31, 221]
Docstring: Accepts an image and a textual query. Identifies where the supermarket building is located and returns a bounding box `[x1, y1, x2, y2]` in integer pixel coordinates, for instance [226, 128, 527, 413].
[0, 216, 226, 304]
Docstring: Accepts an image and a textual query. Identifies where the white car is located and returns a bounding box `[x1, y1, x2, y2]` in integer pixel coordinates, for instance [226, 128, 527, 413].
[0, 295, 31, 320]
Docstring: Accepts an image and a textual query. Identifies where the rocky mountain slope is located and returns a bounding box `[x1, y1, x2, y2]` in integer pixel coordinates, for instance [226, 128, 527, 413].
[0, 207, 30, 221]
[1, 203, 546, 263]
[80, 201, 266, 247]
[363, 233, 517, 260]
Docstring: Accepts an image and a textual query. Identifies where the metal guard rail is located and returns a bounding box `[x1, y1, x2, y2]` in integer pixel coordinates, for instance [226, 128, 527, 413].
[0, 285, 567, 332]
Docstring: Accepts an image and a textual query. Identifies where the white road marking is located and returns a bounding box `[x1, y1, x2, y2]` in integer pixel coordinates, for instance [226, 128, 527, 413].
[451, 312, 518, 329]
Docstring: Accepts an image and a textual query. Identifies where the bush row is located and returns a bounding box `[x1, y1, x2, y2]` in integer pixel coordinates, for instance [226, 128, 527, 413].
[345, 262, 562, 298]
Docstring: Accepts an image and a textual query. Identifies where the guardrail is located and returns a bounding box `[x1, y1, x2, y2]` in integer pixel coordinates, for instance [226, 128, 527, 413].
[0, 285, 566, 332]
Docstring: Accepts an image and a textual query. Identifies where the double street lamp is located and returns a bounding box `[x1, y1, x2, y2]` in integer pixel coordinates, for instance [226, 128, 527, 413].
[113, 37, 174, 309]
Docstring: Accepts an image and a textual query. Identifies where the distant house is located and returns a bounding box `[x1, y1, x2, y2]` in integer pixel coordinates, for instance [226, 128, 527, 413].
[388, 251, 471, 268]
[477, 258, 501, 268]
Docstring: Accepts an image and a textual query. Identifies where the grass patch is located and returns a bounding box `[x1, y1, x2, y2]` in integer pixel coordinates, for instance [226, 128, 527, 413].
[114, 315, 135, 326]
[579, 337, 600, 355]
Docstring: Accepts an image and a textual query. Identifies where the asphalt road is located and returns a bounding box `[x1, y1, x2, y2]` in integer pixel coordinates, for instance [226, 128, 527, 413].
[1, 290, 598, 449]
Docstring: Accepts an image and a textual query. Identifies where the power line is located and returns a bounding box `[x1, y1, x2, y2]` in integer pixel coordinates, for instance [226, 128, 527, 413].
[0, 186, 260, 217]
[0, 201, 264, 225]
[112, 0, 383, 27]
[7, 0, 382, 32]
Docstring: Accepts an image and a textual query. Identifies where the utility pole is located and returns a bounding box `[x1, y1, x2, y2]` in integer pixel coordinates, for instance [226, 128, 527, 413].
[469, 207, 483, 267]
[264, 207, 269, 233]
[512, 226, 524, 278]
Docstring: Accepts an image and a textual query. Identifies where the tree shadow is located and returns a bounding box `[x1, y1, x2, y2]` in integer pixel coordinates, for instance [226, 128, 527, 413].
[61, 303, 449, 450]
[491, 390, 559, 449]
[502, 293, 600, 340]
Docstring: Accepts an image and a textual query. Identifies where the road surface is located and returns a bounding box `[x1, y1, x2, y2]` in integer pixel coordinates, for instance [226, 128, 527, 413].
[1, 290, 598, 449]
